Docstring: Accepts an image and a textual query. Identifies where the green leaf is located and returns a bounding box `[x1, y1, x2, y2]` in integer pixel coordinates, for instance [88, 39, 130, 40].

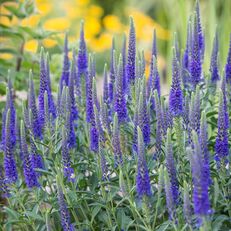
[0, 28, 24, 40]
[4, 5, 26, 19]
[18, 26, 58, 40]
[0, 48, 18, 55]
[24, 211, 44, 222]
[4, 207, 20, 219]
[117, 209, 132, 230]
[90, 205, 101, 224]
[35, 168, 53, 176]
[156, 221, 171, 231]
[212, 215, 229, 230]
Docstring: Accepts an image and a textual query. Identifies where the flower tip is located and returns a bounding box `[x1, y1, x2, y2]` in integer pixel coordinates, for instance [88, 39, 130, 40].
[104, 63, 108, 71]
[80, 19, 85, 27]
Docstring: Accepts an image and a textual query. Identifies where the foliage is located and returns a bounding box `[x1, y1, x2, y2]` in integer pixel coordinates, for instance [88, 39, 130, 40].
[0, 1, 231, 231]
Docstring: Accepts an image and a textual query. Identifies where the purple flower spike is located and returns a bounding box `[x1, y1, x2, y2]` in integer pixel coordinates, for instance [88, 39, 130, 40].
[112, 113, 123, 167]
[99, 145, 108, 181]
[210, 30, 220, 83]
[93, 77, 100, 111]
[122, 34, 127, 92]
[90, 117, 99, 153]
[190, 131, 211, 217]
[148, 30, 158, 102]
[132, 101, 139, 153]
[189, 86, 201, 134]
[61, 126, 74, 182]
[38, 47, 47, 128]
[148, 55, 160, 110]
[136, 126, 151, 198]
[215, 91, 229, 163]
[225, 34, 231, 84]
[30, 135, 43, 175]
[109, 38, 116, 101]
[69, 61, 78, 121]
[189, 14, 202, 88]
[28, 70, 42, 139]
[154, 90, 162, 157]
[60, 33, 70, 90]
[200, 111, 211, 185]
[1, 74, 17, 149]
[182, 19, 192, 87]
[86, 55, 94, 123]
[72, 49, 81, 96]
[127, 17, 136, 85]
[4, 109, 18, 183]
[103, 64, 109, 105]
[65, 88, 76, 149]
[161, 99, 168, 137]
[164, 168, 175, 220]
[165, 128, 179, 203]
[20, 120, 39, 188]
[57, 185, 74, 231]
[169, 48, 183, 117]
[45, 53, 56, 118]
[139, 80, 150, 145]
[183, 94, 190, 131]
[221, 74, 229, 129]
[114, 54, 128, 124]
[195, 0, 205, 58]
[100, 99, 111, 135]
[77, 20, 88, 74]
[94, 104, 105, 143]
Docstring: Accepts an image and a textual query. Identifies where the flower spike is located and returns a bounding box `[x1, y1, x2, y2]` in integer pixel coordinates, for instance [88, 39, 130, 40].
[210, 30, 220, 83]
[169, 47, 183, 117]
[136, 126, 151, 198]
[127, 17, 136, 85]
[20, 120, 39, 188]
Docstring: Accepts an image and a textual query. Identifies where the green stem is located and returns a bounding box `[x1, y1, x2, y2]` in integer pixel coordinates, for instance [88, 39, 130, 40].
[152, 190, 161, 229]
[174, 117, 184, 159]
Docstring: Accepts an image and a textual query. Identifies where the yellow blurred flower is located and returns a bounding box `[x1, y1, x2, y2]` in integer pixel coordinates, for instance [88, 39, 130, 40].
[36, 1, 53, 15]
[84, 17, 101, 38]
[103, 15, 123, 33]
[127, 9, 171, 40]
[24, 39, 38, 53]
[44, 18, 70, 31]
[21, 15, 40, 27]
[43, 38, 57, 48]
[0, 15, 18, 27]
[89, 33, 112, 52]
[0, 53, 13, 60]
[75, 0, 90, 6]
[88, 5, 104, 18]
[64, 2, 84, 19]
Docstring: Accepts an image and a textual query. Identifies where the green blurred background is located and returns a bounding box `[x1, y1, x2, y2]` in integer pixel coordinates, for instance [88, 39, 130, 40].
[0, 0, 230, 93]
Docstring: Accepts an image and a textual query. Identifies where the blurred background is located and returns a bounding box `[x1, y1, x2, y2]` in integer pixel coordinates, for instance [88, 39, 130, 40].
[0, 0, 231, 95]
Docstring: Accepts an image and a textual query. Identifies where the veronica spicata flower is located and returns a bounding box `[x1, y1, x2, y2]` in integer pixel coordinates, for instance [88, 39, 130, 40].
[169, 48, 183, 117]
[136, 126, 151, 198]
[127, 17, 136, 85]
